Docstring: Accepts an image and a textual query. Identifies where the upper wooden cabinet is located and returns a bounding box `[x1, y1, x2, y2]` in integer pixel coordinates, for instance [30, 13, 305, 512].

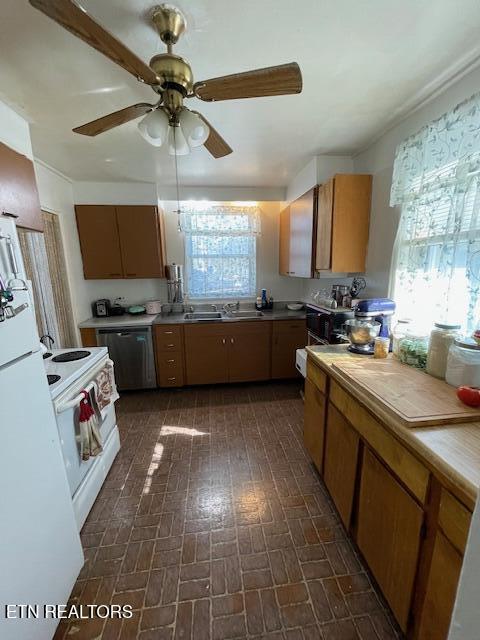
[316, 174, 372, 273]
[279, 174, 372, 277]
[75, 204, 166, 279]
[279, 188, 316, 277]
[0, 141, 43, 231]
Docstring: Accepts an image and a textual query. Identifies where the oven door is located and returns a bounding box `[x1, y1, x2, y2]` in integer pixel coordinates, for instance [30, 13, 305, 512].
[307, 331, 329, 346]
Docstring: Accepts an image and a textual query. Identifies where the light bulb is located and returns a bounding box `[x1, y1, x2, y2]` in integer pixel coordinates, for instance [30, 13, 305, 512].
[168, 125, 190, 156]
[179, 109, 209, 147]
[138, 109, 169, 147]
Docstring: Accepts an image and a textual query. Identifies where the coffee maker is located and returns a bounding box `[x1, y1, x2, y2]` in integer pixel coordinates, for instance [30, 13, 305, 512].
[349, 298, 396, 354]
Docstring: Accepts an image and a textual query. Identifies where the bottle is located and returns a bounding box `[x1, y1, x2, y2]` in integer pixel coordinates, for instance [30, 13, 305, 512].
[261, 288, 267, 309]
[255, 296, 262, 311]
[426, 322, 461, 379]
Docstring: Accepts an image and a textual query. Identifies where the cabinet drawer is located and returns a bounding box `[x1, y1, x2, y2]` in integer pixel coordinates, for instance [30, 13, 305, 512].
[158, 370, 184, 387]
[273, 319, 306, 335]
[307, 358, 328, 394]
[330, 381, 429, 504]
[438, 489, 471, 554]
[155, 325, 183, 351]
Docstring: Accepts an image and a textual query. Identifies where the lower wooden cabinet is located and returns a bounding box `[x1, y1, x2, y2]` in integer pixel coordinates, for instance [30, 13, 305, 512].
[323, 404, 360, 528]
[185, 325, 229, 385]
[416, 531, 462, 640]
[154, 325, 185, 387]
[271, 319, 307, 378]
[357, 448, 424, 632]
[303, 378, 326, 473]
[80, 327, 97, 347]
[185, 322, 271, 385]
[228, 322, 271, 382]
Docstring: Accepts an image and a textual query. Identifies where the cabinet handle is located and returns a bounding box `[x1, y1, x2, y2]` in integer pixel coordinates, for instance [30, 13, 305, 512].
[164, 331, 173, 334]
[222, 338, 226, 345]
[167, 377, 176, 381]
[167, 359, 175, 363]
[166, 343, 175, 347]
[230, 337, 234, 344]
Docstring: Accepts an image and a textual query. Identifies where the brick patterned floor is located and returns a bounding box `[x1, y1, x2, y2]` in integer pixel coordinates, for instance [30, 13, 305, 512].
[54, 382, 402, 640]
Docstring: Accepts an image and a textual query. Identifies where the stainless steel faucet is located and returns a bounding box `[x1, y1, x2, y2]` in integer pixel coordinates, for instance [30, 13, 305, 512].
[223, 301, 240, 312]
[210, 304, 218, 312]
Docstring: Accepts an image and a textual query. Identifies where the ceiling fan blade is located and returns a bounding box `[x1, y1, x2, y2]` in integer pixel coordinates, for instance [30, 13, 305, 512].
[193, 112, 232, 158]
[73, 103, 155, 136]
[29, 0, 160, 85]
[193, 62, 302, 102]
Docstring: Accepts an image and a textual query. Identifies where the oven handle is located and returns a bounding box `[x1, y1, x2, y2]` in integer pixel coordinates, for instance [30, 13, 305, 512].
[55, 358, 114, 414]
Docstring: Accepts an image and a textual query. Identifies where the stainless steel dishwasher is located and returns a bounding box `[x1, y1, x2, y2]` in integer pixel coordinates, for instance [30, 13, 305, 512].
[96, 326, 156, 390]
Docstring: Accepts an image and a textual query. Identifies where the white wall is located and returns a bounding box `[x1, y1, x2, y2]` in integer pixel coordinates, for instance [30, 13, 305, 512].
[0, 100, 32, 158]
[160, 200, 302, 302]
[354, 64, 480, 297]
[69, 182, 303, 322]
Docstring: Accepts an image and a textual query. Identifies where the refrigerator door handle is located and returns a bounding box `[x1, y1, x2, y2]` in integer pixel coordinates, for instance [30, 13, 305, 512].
[0, 233, 27, 290]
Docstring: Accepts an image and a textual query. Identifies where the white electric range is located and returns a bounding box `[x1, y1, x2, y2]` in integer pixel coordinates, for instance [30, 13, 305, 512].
[44, 347, 121, 530]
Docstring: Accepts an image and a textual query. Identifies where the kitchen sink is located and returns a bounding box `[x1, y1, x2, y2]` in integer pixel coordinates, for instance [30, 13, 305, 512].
[227, 310, 264, 319]
[184, 311, 223, 321]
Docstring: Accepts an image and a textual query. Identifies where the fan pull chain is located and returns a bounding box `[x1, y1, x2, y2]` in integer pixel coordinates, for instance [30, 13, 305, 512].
[173, 125, 182, 232]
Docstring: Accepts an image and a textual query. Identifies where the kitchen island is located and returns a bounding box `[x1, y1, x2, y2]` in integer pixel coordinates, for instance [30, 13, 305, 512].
[305, 344, 480, 639]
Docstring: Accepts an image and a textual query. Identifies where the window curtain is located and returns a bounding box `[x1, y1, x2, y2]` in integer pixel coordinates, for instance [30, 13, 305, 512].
[390, 92, 480, 332]
[18, 212, 77, 347]
[180, 204, 261, 299]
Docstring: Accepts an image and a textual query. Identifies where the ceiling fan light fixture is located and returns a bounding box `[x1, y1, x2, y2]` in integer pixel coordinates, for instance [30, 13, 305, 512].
[179, 108, 209, 148]
[138, 108, 169, 146]
[167, 124, 190, 156]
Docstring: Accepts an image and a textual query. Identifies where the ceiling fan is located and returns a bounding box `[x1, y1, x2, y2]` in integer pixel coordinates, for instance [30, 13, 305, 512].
[28, 1, 303, 158]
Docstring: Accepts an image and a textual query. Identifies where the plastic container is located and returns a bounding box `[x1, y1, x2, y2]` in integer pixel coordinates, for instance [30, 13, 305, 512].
[397, 328, 429, 369]
[445, 338, 480, 387]
[392, 319, 411, 357]
[426, 323, 461, 379]
[374, 337, 390, 359]
[145, 300, 162, 315]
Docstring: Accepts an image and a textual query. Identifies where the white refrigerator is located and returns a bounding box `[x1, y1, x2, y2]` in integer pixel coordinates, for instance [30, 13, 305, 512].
[0, 216, 84, 639]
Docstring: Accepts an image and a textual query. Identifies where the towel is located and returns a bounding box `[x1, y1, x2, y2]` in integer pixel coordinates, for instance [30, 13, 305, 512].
[79, 391, 103, 461]
[94, 360, 120, 420]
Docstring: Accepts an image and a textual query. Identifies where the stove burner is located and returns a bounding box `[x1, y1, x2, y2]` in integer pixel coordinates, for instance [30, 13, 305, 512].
[47, 374, 61, 385]
[43, 352, 52, 359]
[52, 350, 91, 363]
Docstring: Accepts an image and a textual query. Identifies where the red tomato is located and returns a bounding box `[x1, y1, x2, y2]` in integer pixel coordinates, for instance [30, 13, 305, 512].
[457, 386, 480, 407]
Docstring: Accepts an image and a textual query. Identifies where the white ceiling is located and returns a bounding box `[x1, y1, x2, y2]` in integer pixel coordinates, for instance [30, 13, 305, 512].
[1, 0, 480, 187]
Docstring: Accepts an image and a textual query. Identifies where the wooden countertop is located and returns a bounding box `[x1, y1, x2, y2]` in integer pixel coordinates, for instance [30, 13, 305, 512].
[306, 345, 480, 510]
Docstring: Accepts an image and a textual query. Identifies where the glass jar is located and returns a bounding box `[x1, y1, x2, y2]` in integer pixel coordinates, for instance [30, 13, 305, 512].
[426, 323, 461, 379]
[374, 337, 390, 359]
[392, 319, 411, 357]
[445, 338, 480, 387]
[397, 327, 429, 369]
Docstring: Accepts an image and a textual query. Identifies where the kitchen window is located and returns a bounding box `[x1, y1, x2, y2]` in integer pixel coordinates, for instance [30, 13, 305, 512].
[181, 204, 260, 299]
[390, 92, 480, 333]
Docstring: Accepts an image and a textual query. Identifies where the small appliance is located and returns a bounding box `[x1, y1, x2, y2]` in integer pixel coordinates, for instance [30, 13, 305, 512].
[166, 263, 185, 304]
[347, 298, 396, 354]
[306, 303, 354, 345]
[92, 298, 111, 317]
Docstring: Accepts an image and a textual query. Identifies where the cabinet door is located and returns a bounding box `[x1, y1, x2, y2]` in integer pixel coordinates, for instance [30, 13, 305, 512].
[184, 325, 228, 384]
[357, 447, 424, 632]
[80, 328, 97, 347]
[0, 142, 42, 231]
[227, 322, 271, 382]
[271, 320, 306, 378]
[330, 174, 372, 273]
[416, 531, 463, 640]
[303, 379, 326, 473]
[279, 205, 291, 275]
[75, 205, 123, 279]
[288, 188, 316, 277]
[323, 404, 360, 527]
[315, 179, 333, 270]
[116, 206, 164, 278]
